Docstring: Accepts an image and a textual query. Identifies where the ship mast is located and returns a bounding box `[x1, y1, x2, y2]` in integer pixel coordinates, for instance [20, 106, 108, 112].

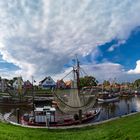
[76, 57, 80, 93]
[72, 56, 80, 94]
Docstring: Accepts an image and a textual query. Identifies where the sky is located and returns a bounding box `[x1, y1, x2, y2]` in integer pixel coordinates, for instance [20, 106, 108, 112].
[0, 0, 140, 83]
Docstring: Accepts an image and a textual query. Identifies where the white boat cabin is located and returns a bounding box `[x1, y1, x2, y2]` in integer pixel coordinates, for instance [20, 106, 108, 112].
[34, 106, 56, 123]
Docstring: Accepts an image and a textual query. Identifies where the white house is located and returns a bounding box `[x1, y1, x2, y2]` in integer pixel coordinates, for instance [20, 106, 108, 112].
[39, 76, 56, 89]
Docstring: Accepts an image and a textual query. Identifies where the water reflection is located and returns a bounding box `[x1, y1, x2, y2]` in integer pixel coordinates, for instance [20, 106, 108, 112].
[135, 96, 140, 112]
[94, 96, 139, 123]
[0, 96, 140, 123]
[0, 105, 32, 122]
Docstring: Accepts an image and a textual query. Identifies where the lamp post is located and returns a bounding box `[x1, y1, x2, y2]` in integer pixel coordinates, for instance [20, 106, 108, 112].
[32, 76, 35, 117]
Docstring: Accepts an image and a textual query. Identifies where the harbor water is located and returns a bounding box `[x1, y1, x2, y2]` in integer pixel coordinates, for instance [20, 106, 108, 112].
[1, 96, 140, 124]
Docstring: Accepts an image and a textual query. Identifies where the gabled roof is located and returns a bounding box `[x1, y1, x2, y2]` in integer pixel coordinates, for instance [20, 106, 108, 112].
[24, 80, 32, 85]
[57, 79, 65, 84]
[65, 80, 71, 86]
[39, 76, 55, 84]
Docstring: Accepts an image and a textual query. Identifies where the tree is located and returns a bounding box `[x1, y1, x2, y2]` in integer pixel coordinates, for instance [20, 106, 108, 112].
[134, 79, 140, 89]
[79, 76, 98, 89]
[103, 80, 110, 87]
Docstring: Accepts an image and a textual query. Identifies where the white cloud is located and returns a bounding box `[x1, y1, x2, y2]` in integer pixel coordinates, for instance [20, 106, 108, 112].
[82, 62, 125, 82]
[0, 0, 140, 81]
[128, 60, 140, 74]
[54, 62, 140, 83]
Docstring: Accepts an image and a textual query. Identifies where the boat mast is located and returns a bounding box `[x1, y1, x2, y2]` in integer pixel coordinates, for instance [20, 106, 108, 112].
[72, 56, 80, 94]
[76, 58, 80, 93]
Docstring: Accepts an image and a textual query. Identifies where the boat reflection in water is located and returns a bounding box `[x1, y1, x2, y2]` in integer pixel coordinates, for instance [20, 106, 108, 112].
[1, 96, 140, 125]
[135, 97, 140, 112]
[92, 96, 138, 123]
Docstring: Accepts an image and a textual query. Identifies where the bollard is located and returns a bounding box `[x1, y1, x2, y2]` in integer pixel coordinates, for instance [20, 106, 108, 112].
[79, 109, 82, 123]
[16, 108, 20, 124]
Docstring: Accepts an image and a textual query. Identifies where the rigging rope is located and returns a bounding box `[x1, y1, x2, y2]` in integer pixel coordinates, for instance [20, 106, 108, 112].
[52, 90, 96, 109]
[53, 59, 97, 112]
[61, 70, 73, 80]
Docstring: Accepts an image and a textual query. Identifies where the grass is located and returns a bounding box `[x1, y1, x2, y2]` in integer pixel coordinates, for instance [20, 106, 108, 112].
[1, 113, 140, 140]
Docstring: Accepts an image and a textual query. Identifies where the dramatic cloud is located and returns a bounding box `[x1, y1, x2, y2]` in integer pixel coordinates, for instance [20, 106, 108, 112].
[0, 0, 140, 81]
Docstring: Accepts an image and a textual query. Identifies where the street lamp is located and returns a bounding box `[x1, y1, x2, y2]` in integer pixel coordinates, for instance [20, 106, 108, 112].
[32, 76, 35, 117]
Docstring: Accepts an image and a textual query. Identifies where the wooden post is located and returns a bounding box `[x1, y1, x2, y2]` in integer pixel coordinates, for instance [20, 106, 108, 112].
[16, 108, 20, 124]
[79, 109, 82, 123]
[107, 105, 109, 119]
[127, 103, 130, 114]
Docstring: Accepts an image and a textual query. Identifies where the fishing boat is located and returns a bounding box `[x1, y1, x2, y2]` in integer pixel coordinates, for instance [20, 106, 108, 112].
[22, 58, 100, 127]
[22, 106, 100, 127]
[97, 92, 119, 103]
[134, 90, 140, 96]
